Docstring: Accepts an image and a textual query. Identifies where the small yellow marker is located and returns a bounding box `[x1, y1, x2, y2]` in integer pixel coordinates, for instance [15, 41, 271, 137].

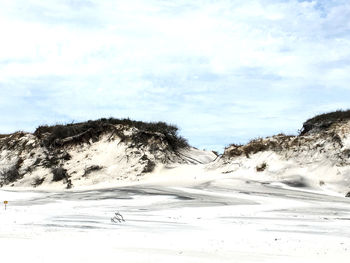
[4, 201, 8, 210]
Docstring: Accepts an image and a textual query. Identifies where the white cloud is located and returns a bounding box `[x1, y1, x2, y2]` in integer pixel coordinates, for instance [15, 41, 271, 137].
[0, 0, 350, 151]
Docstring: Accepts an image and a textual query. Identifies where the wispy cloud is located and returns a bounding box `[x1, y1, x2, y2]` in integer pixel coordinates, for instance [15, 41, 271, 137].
[1, 0, 350, 151]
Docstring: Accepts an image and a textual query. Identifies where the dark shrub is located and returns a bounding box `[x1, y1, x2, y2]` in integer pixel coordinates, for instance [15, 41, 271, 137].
[301, 109, 350, 135]
[43, 156, 59, 168]
[346, 192, 350, 198]
[52, 167, 68, 182]
[0, 157, 23, 185]
[0, 167, 21, 184]
[34, 118, 189, 150]
[225, 144, 244, 157]
[32, 177, 45, 187]
[33, 158, 42, 166]
[282, 179, 307, 188]
[256, 162, 267, 172]
[62, 152, 71, 160]
[83, 165, 102, 177]
[66, 179, 72, 189]
[140, 155, 155, 173]
[243, 139, 268, 158]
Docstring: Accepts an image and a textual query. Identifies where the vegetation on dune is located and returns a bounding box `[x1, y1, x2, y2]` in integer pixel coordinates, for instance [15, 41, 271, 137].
[34, 118, 189, 151]
[83, 165, 103, 177]
[226, 137, 285, 158]
[0, 166, 21, 185]
[0, 158, 23, 186]
[301, 109, 350, 135]
[256, 162, 267, 172]
[51, 167, 68, 182]
[0, 118, 189, 187]
[224, 109, 350, 158]
[32, 177, 45, 187]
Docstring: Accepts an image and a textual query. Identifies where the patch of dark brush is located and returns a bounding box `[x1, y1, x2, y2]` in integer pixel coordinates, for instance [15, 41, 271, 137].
[282, 179, 308, 188]
[83, 165, 102, 177]
[0, 158, 24, 185]
[32, 177, 45, 187]
[256, 162, 267, 172]
[34, 118, 189, 151]
[52, 167, 68, 182]
[0, 167, 21, 185]
[300, 109, 350, 135]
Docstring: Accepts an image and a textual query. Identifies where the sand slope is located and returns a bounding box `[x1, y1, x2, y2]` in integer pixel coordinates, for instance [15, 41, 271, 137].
[1, 172, 349, 263]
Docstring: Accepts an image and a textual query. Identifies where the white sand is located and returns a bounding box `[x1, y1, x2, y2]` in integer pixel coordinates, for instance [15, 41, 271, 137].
[1, 167, 350, 263]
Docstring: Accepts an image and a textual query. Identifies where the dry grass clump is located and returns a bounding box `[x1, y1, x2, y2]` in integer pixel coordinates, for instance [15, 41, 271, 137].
[225, 133, 299, 159]
[225, 144, 244, 157]
[242, 138, 269, 157]
[228, 138, 278, 158]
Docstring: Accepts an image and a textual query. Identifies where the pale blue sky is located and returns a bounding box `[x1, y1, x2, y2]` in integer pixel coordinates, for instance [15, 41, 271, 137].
[0, 0, 350, 151]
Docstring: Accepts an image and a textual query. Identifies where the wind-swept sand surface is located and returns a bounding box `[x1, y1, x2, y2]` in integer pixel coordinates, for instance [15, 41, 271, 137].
[1, 170, 349, 263]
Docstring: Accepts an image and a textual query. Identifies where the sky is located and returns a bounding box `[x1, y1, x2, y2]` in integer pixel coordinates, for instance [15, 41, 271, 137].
[0, 0, 350, 151]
